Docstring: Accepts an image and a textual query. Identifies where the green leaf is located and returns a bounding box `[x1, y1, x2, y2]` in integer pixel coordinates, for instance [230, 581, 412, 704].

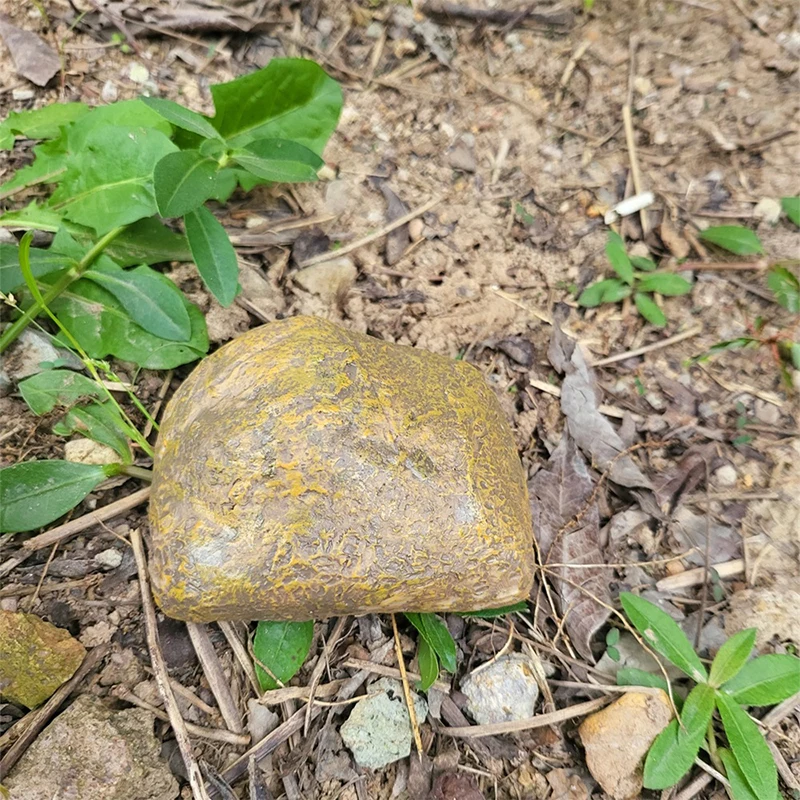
[66, 100, 172, 148]
[643, 683, 715, 789]
[606, 231, 634, 284]
[0, 103, 89, 148]
[719, 748, 761, 800]
[18, 370, 104, 415]
[616, 667, 671, 695]
[620, 593, 707, 682]
[404, 613, 457, 673]
[0, 133, 69, 197]
[184, 206, 239, 306]
[210, 58, 342, 153]
[0, 201, 63, 233]
[49, 125, 178, 234]
[634, 292, 667, 327]
[82, 263, 192, 341]
[0, 460, 115, 534]
[637, 272, 693, 296]
[252, 620, 314, 692]
[0, 244, 74, 293]
[153, 150, 221, 218]
[578, 278, 630, 307]
[709, 629, 756, 688]
[767, 266, 800, 313]
[631, 255, 658, 272]
[52, 402, 133, 463]
[715, 690, 777, 799]
[781, 197, 800, 227]
[457, 602, 528, 618]
[417, 637, 439, 691]
[791, 342, 800, 370]
[64, 218, 192, 267]
[722, 654, 800, 705]
[699, 226, 764, 255]
[707, 338, 759, 355]
[140, 97, 223, 141]
[231, 138, 323, 183]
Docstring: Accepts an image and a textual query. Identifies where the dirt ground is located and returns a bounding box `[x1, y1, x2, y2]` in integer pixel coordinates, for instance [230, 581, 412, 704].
[1, 0, 799, 798]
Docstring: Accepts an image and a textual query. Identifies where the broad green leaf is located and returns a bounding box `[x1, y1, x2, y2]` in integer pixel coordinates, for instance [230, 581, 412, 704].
[643, 683, 714, 789]
[63, 218, 192, 267]
[642, 718, 702, 789]
[83, 263, 192, 341]
[709, 629, 756, 688]
[0, 134, 70, 197]
[620, 593, 707, 682]
[0, 103, 89, 149]
[634, 292, 667, 327]
[252, 620, 314, 692]
[46, 275, 208, 369]
[18, 370, 104, 415]
[616, 667, 671, 694]
[184, 206, 239, 306]
[767, 266, 800, 313]
[0, 244, 74, 293]
[719, 748, 761, 800]
[781, 197, 800, 227]
[0, 201, 63, 233]
[699, 225, 764, 255]
[52, 402, 132, 463]
[722, 654, 800, 705]
[140, 97, 223, 141]
[637, 273, 693, 296]
[631, 255, 658, 272]
[716, 690, 777, 799]
[404, 613, 457, 673]
[578, 278, 630, 307]
[199, 138, 226, 159]
[210, 58, 342, 153]
[231, 138, 323, 183]
[65, 100, 172, 148]
[50, 126, 177, 234]
[457, 602, 528, 618]
[154, 150, 221, 218]
[417, 637, 439, 691]
[0, 460, 115, 534]
[791, 342, 800, 370]
[606, 231, 634, 284]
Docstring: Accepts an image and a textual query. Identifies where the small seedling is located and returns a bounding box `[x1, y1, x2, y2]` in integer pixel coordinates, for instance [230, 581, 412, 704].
[578, 231, 693, 327]
[605, 627, 621, 662]
[692, 221, 800, 389]
[618, 593, 800, 799]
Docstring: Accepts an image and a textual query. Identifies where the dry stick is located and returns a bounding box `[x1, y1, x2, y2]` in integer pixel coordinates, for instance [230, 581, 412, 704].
[527, 379, 635, 421]
[438, 697, 608, 738]
[259, 680, 344, 706]
[297, 197, 442, 267]
[762, 689, 800, 728]
[304, 616, 349, 735]
[0, 643, 109, 779]
[219, 621, 261, 696]
[187, 622, 245, 735]
[554, 39, 592, 106]
[680, 260, 768, 271]
[767, 740, 800, 792]
[131, 529, 211, 800]
[112, 687, 250, 746]
[591, 324, 703, 367]
[341, 659, 452, 694]
[622, 104, 649, 236]
[390, 613, 424, 757]
[673, 772, 713, 800]
[656, 558, 745, 592]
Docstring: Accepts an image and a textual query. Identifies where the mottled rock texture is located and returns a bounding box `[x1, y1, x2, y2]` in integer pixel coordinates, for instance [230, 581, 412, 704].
[149, 316, 533, 621]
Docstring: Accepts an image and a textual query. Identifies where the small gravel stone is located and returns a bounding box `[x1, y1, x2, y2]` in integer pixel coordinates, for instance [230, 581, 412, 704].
[712, 463, 737, 488]
[94, 548, 124, 569]
[460, 653, 539, 725]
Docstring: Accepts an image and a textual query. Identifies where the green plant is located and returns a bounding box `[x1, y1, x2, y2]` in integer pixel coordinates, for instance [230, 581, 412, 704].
[0, 58, 342, 534]
[618, 592, 800, 798]
[578, 231, 693, 327]
[692, 223, 800, 388]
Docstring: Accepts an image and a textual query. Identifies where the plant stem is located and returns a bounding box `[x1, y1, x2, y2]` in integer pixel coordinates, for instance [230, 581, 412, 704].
[120, 465, 154, 482]
[0, 225, 126, 354]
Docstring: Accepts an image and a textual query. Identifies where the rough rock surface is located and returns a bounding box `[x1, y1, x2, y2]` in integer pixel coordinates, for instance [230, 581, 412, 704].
[5, 695, 178, 800]
[578, 691, 673, 800]
[0, 610, 86, 708]
[149, 316, 533, 621]
[460, 653, 540, 724]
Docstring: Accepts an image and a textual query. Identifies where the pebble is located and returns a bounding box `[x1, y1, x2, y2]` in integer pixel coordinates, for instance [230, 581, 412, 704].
[754, 398, 780, 425]
[94, 548, 124, 569]
[753, 197, 782, 226]
[5, 695, 178, 800]
[128, 63, 150, 84]
[579, 691, 672, 799]
[460, 654, 539, 725]
[293, 257, 357, 303]
[11, 88, 35, 101]
[712, 463, 737, 488]
[247, 698, 280, 742]
[340, 678, 428, 769]
[101, 79, 119, 102]
[65, 438, 121, 466]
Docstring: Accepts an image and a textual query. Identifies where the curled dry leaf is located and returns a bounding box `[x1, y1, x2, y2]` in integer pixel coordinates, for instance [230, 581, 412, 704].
[529, 432, 611, 660]
[547, 327, 651, 489]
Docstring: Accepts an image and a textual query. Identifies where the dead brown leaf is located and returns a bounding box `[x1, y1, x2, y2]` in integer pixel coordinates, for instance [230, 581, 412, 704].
[548, 327, 651, 489]
[0, 16, 59, 87]
[380, 183, 411, 265]
[529, 432, 611, 661]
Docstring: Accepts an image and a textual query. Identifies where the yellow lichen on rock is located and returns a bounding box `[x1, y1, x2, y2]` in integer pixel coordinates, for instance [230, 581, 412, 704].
[149, 316, 534, 622]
